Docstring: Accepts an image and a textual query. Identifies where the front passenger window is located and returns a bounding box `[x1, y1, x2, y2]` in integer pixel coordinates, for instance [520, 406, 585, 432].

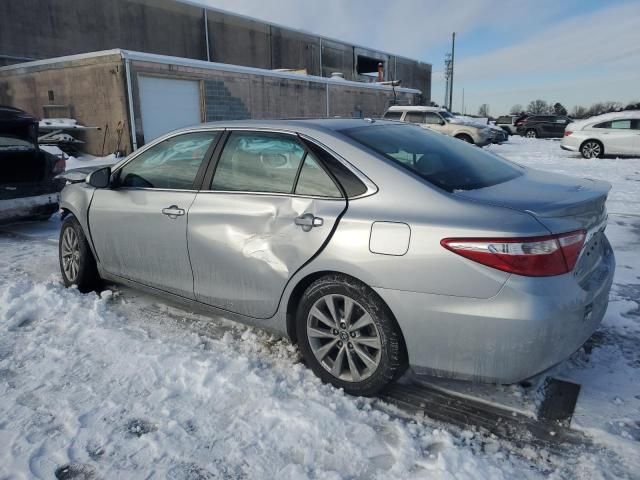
[118, 132, 218, 189]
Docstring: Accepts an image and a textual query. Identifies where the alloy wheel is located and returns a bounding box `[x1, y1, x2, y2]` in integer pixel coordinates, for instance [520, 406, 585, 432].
[582, 142, 601, 159]
[306, 294, 382, 382]
[61, 226, 80, 282]
[526, 130, 537, 138]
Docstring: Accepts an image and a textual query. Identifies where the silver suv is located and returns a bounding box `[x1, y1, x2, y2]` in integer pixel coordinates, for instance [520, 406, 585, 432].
[383, 106, 494, 146]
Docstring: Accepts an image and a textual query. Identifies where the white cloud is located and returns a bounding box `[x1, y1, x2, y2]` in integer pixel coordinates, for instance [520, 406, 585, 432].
[455, 2, 640, 80]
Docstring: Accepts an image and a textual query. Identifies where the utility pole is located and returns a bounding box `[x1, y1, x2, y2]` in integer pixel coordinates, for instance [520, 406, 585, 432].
[449, 32, 455, 111]
[442, 32, 456, 110]
[462, 88, 465, 115]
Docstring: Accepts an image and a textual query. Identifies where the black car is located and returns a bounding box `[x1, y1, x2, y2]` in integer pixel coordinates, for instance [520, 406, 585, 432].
[1, 106, 66, 224]
[516, 115, 572, 138]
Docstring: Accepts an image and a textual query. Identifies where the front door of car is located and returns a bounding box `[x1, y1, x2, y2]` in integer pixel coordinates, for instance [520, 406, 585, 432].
[187, 131, 347, 318]
[88, 131, 220, 298]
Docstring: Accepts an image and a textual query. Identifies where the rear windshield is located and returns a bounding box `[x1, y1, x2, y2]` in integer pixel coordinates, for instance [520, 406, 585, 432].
[341, 124, 523, 192]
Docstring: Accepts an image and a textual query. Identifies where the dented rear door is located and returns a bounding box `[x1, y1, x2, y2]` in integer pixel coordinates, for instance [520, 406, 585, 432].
[187, 130, 346, 319]
[188, 193, 345, 318]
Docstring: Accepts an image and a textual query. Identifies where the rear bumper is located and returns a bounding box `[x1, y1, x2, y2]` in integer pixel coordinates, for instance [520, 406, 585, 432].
[561, 136, 581, 152]
[375, 237, 615, 384]
[0, 192, 60, 223]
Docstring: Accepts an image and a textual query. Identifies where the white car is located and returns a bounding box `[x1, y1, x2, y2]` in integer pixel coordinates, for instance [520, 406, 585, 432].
[561, 111, 640, 159]
[383, 106, 494, 147]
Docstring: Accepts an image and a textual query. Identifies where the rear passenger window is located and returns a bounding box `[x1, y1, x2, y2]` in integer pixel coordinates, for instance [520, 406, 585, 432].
[611, 120, 632, 129]
[295, 153, 341, 198]
[404, 112, 426, 123]
[211, 132, 305, 193]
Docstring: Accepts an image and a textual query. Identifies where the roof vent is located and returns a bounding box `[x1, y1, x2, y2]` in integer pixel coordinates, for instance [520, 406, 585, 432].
[330, 72, 345, 80]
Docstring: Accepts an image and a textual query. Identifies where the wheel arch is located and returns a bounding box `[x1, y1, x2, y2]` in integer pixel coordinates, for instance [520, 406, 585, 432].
[285, 270, 408, 358]
[579, 138, 604, 156]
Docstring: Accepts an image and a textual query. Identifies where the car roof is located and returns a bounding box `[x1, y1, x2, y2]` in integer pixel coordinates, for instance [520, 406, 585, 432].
[189, 117, 403, 134]
[386, 105, 445, 113]
[581, 110, 640, 122]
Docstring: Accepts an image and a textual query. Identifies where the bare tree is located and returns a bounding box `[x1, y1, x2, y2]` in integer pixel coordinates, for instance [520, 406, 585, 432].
[477, 104, 490, 117]
[571, 105, 588, 118]
[527, 99, 548, 115]
[509, 104, 523, 115]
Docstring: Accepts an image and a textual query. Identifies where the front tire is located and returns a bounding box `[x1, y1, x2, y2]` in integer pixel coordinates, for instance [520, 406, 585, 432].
[296, 274, 407, 396]
[580, 140, 604, 159]
[59, 215, 101, 292]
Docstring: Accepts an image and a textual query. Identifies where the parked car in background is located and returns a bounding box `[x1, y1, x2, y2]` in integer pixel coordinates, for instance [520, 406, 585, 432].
[0, 106, 66, 224]
[58, 119, 614, 396]
[384, 106, 494, 146]
[562, 111, 640, 159]
[516, 115, 572, 138]
[495, 115, 520, 135]
[486, 123, 509, 144]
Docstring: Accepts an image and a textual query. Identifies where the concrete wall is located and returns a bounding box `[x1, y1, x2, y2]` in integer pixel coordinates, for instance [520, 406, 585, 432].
[128, 60, 418, 147]
[0, 54, 132, 156]
[0, 0, 431, 98]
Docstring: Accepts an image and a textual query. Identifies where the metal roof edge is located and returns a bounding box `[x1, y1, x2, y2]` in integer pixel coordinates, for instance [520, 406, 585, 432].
[0, 49, 124, 72]
[120, 50, 421, 93]
[0, 48, 421, 94]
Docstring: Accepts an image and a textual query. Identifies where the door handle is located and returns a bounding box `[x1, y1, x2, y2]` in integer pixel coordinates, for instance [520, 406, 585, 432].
[162, 205, 185, 219]
[294, 213, 323, 232]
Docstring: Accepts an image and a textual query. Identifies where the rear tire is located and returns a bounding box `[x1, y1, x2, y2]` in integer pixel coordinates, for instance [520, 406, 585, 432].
[455, 133, 474, 144]
[296, 274, 407, 396]
[525, 129, 538, 138]
[580, 140, 604, 159]
[59, 215, 101, 293]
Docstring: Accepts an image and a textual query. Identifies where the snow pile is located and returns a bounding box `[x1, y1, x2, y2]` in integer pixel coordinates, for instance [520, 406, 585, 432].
[0, 242, 540, 478]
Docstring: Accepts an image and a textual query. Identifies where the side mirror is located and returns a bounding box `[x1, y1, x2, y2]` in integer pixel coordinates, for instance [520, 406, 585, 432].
[87, 167, 111, 188]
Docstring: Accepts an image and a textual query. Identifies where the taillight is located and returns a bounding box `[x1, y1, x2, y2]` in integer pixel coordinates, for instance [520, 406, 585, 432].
[440, 230, 586, 277]
[564, 130, 573, 137]
[53, 154, 66, 174]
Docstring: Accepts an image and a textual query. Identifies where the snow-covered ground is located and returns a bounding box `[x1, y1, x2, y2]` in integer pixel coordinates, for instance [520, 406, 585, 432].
[1, 137, 639, 479]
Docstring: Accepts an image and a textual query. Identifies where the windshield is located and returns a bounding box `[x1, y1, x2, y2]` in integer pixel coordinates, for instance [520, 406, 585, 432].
[341, 124, 523, 192]
[439, 111, 455, 120]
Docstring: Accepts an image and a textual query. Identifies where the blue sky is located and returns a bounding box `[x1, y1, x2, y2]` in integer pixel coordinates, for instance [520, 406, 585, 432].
[196, 0, 640, 115]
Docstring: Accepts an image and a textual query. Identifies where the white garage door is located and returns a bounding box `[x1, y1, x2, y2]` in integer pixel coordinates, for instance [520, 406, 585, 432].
[138, 76, 201, 143]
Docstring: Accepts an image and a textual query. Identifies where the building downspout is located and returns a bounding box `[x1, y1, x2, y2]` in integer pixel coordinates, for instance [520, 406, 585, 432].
[204, 9, 211, 62]
[124, 57, 138, 151]
[325, 83, 330, 117]
[319, 37, 323, 77]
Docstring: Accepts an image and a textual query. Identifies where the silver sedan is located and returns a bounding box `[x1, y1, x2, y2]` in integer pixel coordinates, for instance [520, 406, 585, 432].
[58, 119, 615, 396]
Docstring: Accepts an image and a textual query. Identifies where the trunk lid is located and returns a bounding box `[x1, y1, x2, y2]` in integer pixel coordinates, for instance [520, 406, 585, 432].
[453, 167, 610, 234]
[454, 168, 612, 284]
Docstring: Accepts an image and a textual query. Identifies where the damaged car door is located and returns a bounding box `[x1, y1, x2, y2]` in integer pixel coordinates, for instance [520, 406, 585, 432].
[188, 130, 347, 318]
[88, 130, 220, 298]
